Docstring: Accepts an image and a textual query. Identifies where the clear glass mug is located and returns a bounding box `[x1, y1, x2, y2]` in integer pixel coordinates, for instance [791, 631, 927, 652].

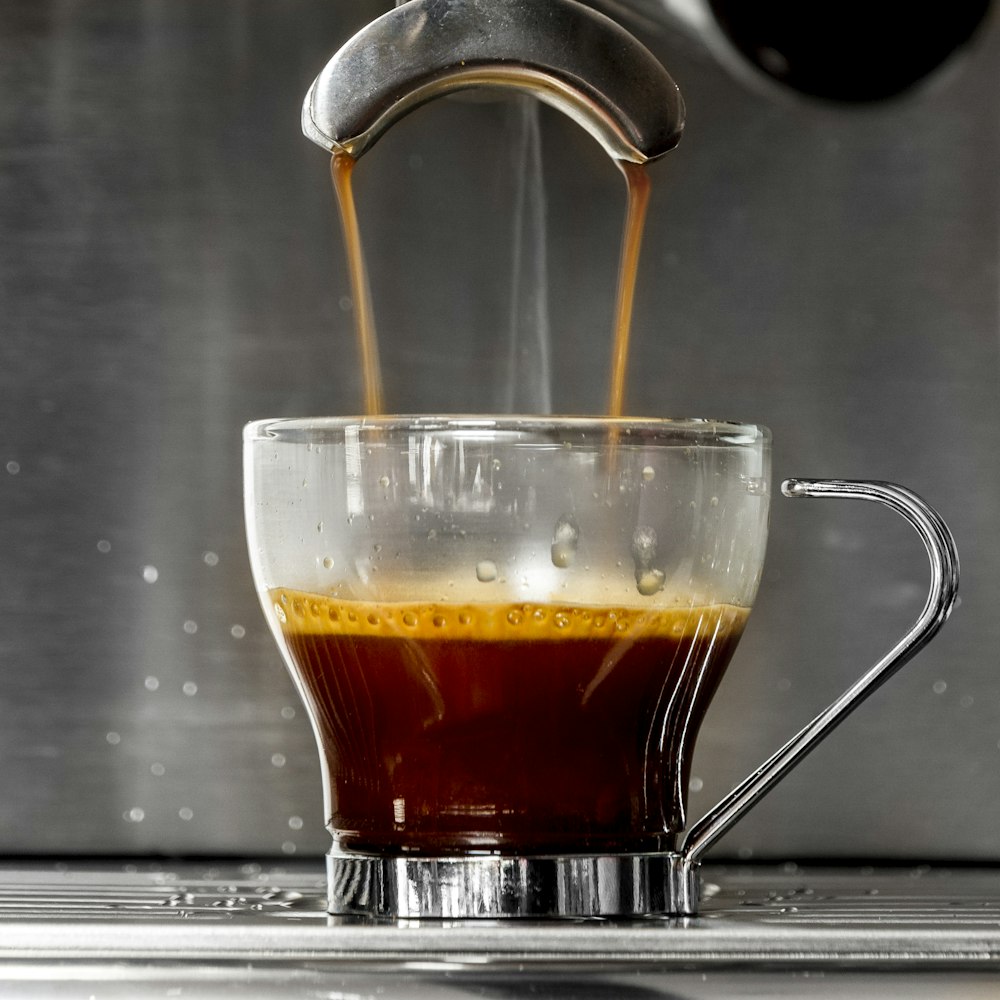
[244, 416, 957, 918]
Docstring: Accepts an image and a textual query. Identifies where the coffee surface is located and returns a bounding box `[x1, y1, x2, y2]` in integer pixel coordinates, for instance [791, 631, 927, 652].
[271, 588, 747, 855]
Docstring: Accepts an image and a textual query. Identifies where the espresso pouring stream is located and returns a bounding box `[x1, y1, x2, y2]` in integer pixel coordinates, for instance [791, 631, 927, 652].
[332, 150, 651, 418]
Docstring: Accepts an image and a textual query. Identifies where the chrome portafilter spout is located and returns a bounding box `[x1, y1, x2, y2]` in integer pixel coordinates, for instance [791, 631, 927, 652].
[301, 0, 685, 163]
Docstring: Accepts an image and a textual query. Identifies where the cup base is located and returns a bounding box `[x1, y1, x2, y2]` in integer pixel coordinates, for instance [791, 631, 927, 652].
[326, 849, 700, 918]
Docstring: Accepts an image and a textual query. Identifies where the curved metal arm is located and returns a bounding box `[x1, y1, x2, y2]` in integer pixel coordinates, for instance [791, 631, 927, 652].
[680, 479, 960, 872]
[302, 0, 685, 162]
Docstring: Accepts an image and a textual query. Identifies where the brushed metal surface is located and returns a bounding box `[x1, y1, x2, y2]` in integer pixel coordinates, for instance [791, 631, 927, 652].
[0, 0, 997, 859]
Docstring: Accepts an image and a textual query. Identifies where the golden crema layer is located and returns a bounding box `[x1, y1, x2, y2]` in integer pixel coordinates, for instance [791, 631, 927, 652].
[268, 588, 749, 642]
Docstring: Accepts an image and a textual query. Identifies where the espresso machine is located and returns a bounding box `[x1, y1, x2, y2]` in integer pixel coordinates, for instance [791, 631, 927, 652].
[0, 0, 997, 994]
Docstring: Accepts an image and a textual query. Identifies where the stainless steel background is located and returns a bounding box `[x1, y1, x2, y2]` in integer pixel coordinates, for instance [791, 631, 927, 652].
[0, 0, 997, 859]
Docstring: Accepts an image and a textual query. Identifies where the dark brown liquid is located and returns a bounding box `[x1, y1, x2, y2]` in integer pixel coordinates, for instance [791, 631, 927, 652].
[271, 590, 747, 855]
[331, 151, 383, 415]
[607, 160, 651, 418]
[331, 150, 651, 418]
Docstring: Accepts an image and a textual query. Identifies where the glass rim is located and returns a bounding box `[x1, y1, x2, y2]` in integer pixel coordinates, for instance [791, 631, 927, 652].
[244, 415, 770, 446]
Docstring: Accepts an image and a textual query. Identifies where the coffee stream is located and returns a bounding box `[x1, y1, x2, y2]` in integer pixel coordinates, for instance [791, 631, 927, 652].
[607, 161, 651, 419]
[330, 152, 383, 416]
[330, 144, 651, 417]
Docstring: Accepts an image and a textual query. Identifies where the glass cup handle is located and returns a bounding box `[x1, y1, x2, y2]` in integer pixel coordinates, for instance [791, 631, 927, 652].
[676, 478, 960, 906]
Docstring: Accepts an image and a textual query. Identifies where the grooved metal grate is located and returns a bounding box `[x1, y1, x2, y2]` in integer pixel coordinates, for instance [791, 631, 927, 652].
[0, 862, 998, 967]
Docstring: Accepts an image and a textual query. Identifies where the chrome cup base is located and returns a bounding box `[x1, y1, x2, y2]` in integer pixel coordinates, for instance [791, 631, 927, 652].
[326, 850, 701, 919]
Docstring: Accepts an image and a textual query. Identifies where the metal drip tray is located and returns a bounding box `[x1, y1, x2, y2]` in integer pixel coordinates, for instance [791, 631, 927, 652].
[0, 862, 999, 996]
